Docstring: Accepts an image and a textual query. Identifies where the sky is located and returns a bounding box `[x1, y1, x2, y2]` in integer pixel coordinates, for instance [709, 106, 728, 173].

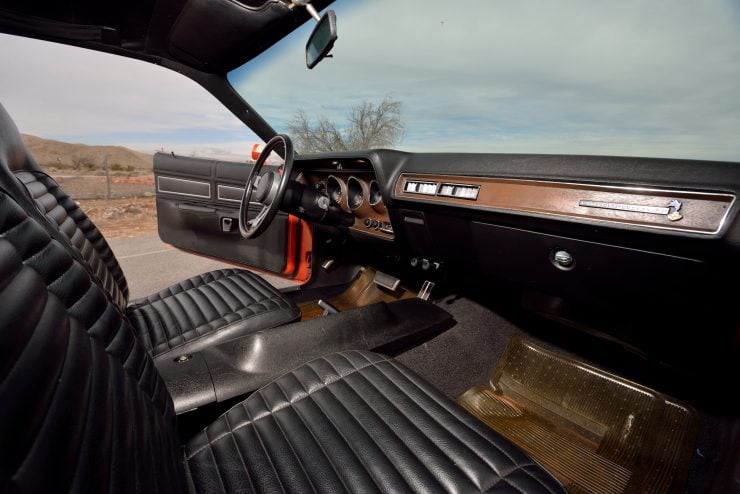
[1, 0, 740, 162]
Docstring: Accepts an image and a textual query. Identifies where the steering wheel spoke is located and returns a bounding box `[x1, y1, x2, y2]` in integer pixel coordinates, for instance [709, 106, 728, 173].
[238, 135, 294, 239]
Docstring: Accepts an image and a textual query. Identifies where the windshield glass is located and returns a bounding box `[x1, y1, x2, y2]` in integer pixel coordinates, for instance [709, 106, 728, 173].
[228, 0, 740, 161]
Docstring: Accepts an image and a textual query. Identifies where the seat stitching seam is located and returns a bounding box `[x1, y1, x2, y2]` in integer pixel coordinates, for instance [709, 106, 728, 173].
[331, 355, 473, 491]
[223, 412, 257, 493]
[179, 288, 207, 335]
[299, 361, 384, 492]
[242, 390, 287, 492]
[162, 294, 189, 348]
[256, 388, 317, 493]
[185, 356, 389, 458]
[322, 357, 443, 493]
[373, 361, 520, 475]
[273, 377, 343, 493]
[192, 282, 223, 319]
[203, 427, 228, 493]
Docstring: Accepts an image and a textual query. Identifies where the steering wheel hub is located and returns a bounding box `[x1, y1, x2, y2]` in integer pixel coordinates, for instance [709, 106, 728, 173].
[254, 170, 275, 203]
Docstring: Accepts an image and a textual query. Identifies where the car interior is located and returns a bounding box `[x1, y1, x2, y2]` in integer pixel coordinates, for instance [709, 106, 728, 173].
[1, 1, 738, 493]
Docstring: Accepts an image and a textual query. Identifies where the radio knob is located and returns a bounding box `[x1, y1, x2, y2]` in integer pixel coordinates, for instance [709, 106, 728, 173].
[552, 250, 575, 269]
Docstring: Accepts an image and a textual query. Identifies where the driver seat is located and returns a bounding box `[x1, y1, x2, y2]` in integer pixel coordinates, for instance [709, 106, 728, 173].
[0, 103, 300, 361]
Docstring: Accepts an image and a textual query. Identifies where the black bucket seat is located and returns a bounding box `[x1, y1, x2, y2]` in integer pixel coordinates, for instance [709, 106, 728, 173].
[1, 104, 299, 362]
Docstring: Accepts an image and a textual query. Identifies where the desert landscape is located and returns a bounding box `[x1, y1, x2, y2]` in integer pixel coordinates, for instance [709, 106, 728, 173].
[23, 133, 159, 237]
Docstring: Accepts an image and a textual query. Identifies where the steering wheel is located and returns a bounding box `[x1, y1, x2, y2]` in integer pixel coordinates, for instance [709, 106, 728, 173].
[239, 134, 294, 239]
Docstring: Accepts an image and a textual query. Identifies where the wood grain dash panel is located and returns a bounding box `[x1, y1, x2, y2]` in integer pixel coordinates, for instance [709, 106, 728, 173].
[394, 173, 735, 234]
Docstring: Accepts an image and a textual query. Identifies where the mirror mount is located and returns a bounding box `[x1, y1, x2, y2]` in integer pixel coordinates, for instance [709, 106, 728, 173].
[296, 1, 337, 69]
[294, 0, 322, 22]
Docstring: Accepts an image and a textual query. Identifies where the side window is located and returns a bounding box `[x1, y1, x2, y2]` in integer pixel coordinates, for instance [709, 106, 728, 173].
[0, 33, 263, 238]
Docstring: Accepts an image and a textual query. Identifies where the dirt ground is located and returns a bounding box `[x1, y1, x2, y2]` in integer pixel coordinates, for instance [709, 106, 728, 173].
[51, 172, 158, 238]
[78, 196, 159, 238]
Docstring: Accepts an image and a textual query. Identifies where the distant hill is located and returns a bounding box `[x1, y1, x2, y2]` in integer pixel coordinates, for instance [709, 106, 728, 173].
[21, 134, 152, 171]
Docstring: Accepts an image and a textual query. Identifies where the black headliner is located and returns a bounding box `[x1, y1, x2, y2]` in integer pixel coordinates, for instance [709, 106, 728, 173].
[0, 0, 335, 142]
[0, 0, 333, 74]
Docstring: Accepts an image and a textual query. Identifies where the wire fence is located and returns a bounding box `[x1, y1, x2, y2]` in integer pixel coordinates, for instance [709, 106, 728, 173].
[53, 174, 155, 200]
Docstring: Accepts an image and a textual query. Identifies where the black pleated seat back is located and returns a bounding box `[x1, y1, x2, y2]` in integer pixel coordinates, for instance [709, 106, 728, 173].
[0, 103, 183, 493]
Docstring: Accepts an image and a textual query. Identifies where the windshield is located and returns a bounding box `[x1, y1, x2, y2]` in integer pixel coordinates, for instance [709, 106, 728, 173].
[228, 0, 740, 161]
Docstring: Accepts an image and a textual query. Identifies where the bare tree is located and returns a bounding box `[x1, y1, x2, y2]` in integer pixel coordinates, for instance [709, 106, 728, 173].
[71, 154, 96, 171]
[288, 97, 404, 153]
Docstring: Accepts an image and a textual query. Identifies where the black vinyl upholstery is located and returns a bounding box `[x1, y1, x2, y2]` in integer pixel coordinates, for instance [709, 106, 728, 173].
[0, 104, 299, 359]
[0, 187, 563, 493]
[185, 351, 565, 493]
[0, 189, 184, 493]
[127, 268, 299, 358]
[14, 169, 129, 307]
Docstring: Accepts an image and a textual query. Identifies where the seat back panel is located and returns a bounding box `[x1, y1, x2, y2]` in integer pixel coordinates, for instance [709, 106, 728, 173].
[14, 170, 129, 308]
[0, 190, 183, 493]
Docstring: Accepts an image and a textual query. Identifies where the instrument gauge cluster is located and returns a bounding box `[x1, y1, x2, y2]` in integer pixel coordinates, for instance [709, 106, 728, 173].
[304, 169, 393, 240]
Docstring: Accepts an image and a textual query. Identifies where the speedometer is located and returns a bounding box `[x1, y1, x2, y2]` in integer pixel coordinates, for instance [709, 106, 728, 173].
[327, 175, 343, 203]
[347, 176, 365, 211]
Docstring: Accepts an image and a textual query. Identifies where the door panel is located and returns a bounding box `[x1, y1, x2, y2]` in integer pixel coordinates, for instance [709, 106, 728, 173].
[153, 152, 294, 274]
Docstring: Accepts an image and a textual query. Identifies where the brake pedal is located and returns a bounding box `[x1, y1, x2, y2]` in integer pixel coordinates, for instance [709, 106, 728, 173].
[373, 270, 401, 292]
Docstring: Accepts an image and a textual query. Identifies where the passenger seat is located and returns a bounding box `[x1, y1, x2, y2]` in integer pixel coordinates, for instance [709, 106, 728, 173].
[0, 183, 564, 493]
[0, 103, 300, 361]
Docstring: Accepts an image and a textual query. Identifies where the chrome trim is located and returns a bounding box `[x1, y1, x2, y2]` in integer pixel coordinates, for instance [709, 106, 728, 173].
[217, 184, 244, 203]
[402, 178, 439, 195]
[579, 200, 670, 215]
[368, 179, 383, 206]
[394, 173, 736, 236]
[437, 182, 480, 200]
[327, 174, 344, 201]
[347, 176, 365, 211]
[157, 176, 211, 199]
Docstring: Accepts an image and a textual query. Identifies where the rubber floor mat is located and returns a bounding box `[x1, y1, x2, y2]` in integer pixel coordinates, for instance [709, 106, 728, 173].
[458, 336, 697, 494]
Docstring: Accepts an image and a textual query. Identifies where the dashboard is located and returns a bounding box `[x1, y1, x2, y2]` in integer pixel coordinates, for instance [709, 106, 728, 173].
[299, 159, 394, 240]
[294, 150, 740, 369]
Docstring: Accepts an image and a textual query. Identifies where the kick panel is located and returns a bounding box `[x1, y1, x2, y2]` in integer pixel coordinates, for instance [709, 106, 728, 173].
[394, 173, 735, 234]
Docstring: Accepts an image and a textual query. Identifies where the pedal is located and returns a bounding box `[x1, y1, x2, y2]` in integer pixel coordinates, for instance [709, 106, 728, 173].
[373, 270, 401, 292]
[318, 299, 339, 316]
[417, 280, 435, 301]
[321, 259, 336, 272]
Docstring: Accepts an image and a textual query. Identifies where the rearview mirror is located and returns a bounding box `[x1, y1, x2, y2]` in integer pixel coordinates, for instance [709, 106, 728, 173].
[306, 10, 337, 69]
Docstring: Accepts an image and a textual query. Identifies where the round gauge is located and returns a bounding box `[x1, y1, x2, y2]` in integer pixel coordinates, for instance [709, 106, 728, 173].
[369, 180, 382, 206]
[347, 176, 364, 211]
[327, 175, 343, 203]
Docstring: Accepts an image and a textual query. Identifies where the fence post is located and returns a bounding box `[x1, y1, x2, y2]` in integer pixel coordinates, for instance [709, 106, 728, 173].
[104, 155, 111, 199]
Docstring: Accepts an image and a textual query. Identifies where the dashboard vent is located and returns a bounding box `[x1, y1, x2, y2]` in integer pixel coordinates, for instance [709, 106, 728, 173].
[404, 180, 438, 195]
[437, 183, 480, 200]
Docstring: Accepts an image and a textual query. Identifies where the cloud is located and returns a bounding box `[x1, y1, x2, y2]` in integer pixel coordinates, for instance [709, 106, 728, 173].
[1, 0, 740, 162]
[231, 0, 740, 161]
[0, 34, 261, 158]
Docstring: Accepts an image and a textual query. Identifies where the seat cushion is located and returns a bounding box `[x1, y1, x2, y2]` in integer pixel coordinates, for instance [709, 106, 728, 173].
[127, 268, 300, 359]
[184, 351, 564, 493]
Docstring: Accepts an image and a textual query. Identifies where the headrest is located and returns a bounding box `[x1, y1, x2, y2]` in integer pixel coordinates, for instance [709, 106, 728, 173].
[0, 103, 41, 174]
